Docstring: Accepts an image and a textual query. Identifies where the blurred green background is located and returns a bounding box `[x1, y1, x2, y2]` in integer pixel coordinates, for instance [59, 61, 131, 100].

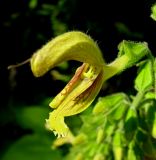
[0, 0, 156, 159]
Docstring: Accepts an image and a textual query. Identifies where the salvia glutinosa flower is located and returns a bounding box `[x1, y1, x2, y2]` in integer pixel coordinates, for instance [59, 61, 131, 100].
[30, 31, 149, 137]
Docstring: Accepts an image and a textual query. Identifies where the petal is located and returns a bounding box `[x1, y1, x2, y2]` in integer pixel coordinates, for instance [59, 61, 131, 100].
[46, 63, 104, 137]
[49, 63, 86, 109]
[31, 31, 105, 77]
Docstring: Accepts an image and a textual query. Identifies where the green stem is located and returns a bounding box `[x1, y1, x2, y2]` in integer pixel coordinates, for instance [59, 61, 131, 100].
[147, 51, 156, 100]
[153, 59, 156, 100]
[131, 91, 145, 109]
[103, 55, 129, 81]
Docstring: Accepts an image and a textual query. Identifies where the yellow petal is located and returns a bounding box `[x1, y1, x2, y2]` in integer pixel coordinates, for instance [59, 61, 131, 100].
[31, 31, 105, 77]
[46, 64, 104, 137]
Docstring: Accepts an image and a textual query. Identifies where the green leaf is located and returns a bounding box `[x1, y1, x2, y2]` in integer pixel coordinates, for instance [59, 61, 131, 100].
[15, 106, 50, 133]
[145, 92, 155, 99]
[117, 40, 149, 69]
[113, 131, 123, 147]
[127, 141, 143, 160]
[93, 93, 129, 123]
[127, 148, 137, 160]
[135, 129, 147, 143]
[145, 100, 156, 138]
[152, 112, 156, 139]
[154, 59, 156, 97]
[142, 138, 156, 158]
[151, 4, 156, 21]
[93, 93, 128, 115]
[109, 101, 129, 121]
[2, 134, 62, 160]
[135, 60, 153, 92]
[103, 41, 149, 81]
[104, 121, 116, 137]
[112, 131, 124, 160]
[124, 108, 138, 141]
[29, 0, 38, 9]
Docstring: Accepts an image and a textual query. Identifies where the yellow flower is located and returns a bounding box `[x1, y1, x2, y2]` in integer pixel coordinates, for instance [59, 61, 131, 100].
[31, 31, 105, 137]
[47, 63, 104, 137]
[30, 31, 148, 137]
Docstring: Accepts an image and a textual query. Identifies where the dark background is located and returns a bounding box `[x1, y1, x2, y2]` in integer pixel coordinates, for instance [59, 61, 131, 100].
[0, 0, 156, 158]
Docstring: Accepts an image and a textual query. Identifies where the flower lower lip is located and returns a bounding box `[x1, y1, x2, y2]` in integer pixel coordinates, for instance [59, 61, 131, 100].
[46, 63, 104, 137]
